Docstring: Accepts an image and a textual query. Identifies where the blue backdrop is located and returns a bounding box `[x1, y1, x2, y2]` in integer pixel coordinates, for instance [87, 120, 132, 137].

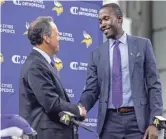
[1, 1, 103, 139]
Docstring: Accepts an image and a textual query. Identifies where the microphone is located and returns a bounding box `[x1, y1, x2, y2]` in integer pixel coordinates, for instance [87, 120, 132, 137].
[59, 111, 76, 126]
[59, 111, 99, 138]
[153, 116, 166, 130]
[59, 111, 86, 127]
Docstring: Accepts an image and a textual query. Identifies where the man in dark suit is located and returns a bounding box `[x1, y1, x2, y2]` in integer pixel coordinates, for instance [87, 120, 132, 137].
[78, 3, 163, 139]
[19, 16, 86, 139]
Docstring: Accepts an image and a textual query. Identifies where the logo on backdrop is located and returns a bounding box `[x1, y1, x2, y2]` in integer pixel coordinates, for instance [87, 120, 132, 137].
[0, 24, 15, 34]
[0, 83, 15, 93]
[13, 0, 45, 9]
[81, 31, 92, 48]
[65, 89, 74, 98]
[82, 118, 97, 127]
[70, 6, 98, 18]
[70, 62, 88, 71]
[0, 0, 5, 5]
[23, 22, 30, 35]
[52, 0, 63, 16]
[53, 57, 63, 71]
[12, 55, 27, 64]
[0, 53, 4, 63]
[59, 31, 74, 42]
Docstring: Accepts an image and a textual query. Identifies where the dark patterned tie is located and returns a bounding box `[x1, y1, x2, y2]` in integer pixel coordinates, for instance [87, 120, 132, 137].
[112, 40, 123, 108]
[50, 60, 59, 78]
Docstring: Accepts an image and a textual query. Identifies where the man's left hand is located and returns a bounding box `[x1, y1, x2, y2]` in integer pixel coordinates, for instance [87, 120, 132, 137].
[143, 125, 158, 139]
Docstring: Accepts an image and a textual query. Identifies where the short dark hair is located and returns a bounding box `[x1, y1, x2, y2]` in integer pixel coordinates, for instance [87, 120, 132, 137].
[100, 3, 123, 17]
[28, 16, 54, 46]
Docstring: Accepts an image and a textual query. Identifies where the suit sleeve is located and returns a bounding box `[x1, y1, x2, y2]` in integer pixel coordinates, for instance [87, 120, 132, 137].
[79, 51, 100, 112]
[27, 66, 80, 117]
[145, 39, 163, 124]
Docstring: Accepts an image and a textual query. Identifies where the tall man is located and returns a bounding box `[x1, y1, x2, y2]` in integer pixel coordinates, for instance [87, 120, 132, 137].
[78, 3, 163, 139]
[19, 16, 86, 139]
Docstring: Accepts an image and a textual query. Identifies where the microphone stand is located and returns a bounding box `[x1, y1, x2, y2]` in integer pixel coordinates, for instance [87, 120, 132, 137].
[72, 123, 79, 139]
[71, 118, 99, 139]
[161, 123, 166, 130]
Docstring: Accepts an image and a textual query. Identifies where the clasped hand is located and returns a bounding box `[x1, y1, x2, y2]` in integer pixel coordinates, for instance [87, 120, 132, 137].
[77, 103, 87, 118]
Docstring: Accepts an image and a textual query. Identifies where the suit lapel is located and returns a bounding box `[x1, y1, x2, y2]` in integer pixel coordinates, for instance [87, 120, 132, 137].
[99, 35, 137, 101]
[31, 50, 70, 102]
[100, 40, 110, 100]
[127, 35, 137, 78]
[100, 35, 137, 83]
[47, 64, 70, 102]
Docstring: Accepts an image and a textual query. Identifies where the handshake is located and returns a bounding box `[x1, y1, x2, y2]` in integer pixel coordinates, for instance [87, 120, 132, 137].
[77, 103, 87, 120]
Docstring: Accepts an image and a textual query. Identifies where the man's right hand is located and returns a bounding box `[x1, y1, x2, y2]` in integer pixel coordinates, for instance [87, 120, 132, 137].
[77, 104, 87, 119]
[77, 105, 87, 121]
[80, 106, 87, 117]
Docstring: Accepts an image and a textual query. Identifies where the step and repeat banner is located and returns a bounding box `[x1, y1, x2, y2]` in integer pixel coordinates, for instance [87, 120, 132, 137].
[1, 0, 103, 138]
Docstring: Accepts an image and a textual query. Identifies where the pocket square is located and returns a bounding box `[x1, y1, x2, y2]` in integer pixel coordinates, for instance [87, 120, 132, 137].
[136, 53, 140, 57]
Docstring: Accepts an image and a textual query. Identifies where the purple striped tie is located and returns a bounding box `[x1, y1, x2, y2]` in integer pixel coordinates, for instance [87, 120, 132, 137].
[112, 40, 123, 108]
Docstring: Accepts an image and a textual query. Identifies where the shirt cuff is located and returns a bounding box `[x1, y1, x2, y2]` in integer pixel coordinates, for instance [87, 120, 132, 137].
[78, 106, 82, 116]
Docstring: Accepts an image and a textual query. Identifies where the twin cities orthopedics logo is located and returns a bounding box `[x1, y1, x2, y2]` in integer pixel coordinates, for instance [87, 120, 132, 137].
[52, 0, 63, 16]
[70, 6, 98, 18]
[70, 61, 88, 71]
[0, 83, 15, 93]
[0, 24, 15, 34]
[13, 0, 45, 9]
[22, 22, 92, 48]
[82, 118, 98, 127]
[59, 31, 74, 42]
[12, 55, 27, 64]
[65, 89, 74, 98]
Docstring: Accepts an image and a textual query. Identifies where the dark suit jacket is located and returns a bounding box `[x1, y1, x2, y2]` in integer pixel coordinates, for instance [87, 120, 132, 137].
[79, 35, 163, 136]
[19, 49, 80, 139]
